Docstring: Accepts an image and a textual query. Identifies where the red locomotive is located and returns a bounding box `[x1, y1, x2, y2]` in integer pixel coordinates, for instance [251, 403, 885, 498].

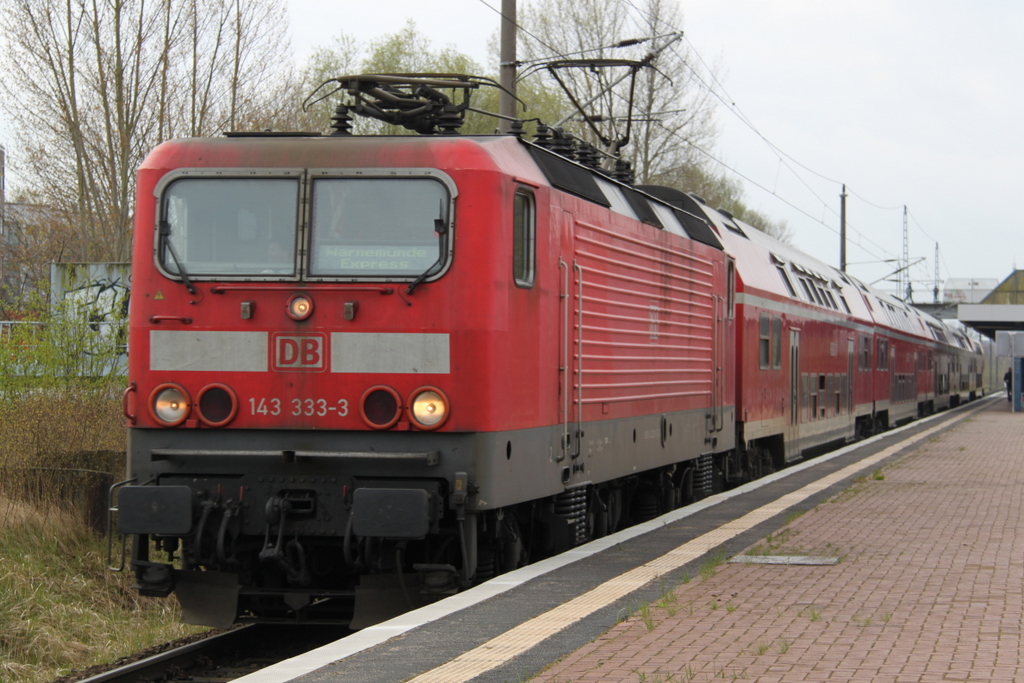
[114, 75, 982, 627]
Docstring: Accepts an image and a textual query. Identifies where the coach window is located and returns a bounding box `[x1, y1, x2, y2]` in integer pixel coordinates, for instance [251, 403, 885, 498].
[776, 265, 797, 298]
[513, 188, 536, 288]
[759, 313, 771, 369]
[877, 338, 889, 370]
[860, 335, 871, 370]
[772, 317, 783, 369]
[726, 260, 735, 318]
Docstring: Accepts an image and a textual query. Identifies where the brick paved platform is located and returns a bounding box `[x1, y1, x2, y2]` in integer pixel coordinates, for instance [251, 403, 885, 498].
[533, 398, 1024, 683]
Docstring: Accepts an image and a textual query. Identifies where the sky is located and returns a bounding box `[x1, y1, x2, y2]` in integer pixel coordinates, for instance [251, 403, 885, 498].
[286, 0, 1024, 298]
[4, 1, 1021, 299]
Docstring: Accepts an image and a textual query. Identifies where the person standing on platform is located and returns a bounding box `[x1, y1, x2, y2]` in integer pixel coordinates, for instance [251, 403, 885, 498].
[1005, 368, 1013, 402]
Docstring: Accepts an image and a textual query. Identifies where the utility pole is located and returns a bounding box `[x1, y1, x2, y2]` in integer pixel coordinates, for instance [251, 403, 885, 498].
[902, 206, 910, 302]
[839, 184, 847, 272]
[498, 0, 518, 133]
[933, 242, 940, 304]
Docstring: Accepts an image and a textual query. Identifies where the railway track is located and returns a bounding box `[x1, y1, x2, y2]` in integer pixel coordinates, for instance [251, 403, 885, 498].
[71, 398, 989, 683]
[71, 623, 349, 683]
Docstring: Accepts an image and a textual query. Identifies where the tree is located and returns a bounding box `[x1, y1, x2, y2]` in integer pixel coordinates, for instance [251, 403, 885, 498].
[516, 0, 793, 243]
[296, 23, 509, 136]
[517, 0, 718, 183]
[0, 0, 292, 273]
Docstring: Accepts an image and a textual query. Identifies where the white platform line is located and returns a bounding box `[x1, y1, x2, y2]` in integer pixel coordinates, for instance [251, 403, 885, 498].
[234, 398, 990, 683]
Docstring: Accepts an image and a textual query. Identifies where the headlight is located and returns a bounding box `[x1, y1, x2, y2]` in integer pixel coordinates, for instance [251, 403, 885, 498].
[360, 385, 402, 430]
[196, 383, 238, 427]
[149, 383, 191, 427]
[286, 293, 314, 321]
[408, 387, 449, 430]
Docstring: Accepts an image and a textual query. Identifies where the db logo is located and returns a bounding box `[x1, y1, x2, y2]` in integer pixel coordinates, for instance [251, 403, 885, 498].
[272, 333, 327, 372]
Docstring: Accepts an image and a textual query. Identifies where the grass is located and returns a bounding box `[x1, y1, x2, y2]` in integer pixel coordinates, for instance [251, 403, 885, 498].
[699, 548, 728, 581]
[656, 579, 679, 616]
[804, 607, 822, 621]
[638, 603, 655, 631]
[0, 497, 206, 682]
[0, 383, 203, 683]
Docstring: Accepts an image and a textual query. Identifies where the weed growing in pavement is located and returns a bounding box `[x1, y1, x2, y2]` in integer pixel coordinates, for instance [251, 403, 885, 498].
[881, 612, 893, 623]
[776, 639, 791, 654]
[699, 548, 728, 581]
[751, 640, 771, 655]
[852, 615, 872, 627]
[658, 578, 676, 603]
[639, 603, 655, 631]
[747, 527, 798, 556]
[656, 580, 679, 616]
[783, 509, 806, 525]
[872, 469, 885, 480]
[725, 603, 737, 613]
[708, 599, 719, 610]
[617, 602, 641, 624]
[804, 607, 822, 622]
[679, 570, 691, 584]
[633, 670, 682, 682]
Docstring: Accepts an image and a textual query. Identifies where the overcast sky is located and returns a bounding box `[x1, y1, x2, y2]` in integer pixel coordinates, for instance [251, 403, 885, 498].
[4, 1, 1020, 298]
[287, 0, 1024, 298]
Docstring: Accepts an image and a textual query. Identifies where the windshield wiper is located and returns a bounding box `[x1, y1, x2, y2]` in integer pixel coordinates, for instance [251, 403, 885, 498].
[159, 219, 197, 295]
[406, 259, 442, 295]
[406, 205, 448, 295]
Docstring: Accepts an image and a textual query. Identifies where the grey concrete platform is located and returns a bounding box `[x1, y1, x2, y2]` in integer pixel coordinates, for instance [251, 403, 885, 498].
[236, 397, 1005, 683]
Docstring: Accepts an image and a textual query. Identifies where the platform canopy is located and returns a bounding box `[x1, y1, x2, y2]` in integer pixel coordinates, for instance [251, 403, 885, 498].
[956, 271, 1024, 339]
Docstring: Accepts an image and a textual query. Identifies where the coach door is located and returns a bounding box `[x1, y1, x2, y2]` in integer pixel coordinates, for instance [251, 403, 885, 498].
[847, 339, 856, 435]
[789, 328, 800, 420]
[559, 210, 581, 461]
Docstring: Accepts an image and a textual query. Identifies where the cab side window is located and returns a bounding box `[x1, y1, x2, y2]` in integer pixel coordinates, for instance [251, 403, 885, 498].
[513, 188, 535, 288]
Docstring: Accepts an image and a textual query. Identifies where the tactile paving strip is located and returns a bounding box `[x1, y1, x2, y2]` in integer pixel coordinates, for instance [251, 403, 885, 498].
[407, 410, 974, 683]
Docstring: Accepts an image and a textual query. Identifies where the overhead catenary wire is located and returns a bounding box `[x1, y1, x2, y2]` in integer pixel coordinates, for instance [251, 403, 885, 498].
[478, 0, 938, 279]
[613, 0, 910, 260]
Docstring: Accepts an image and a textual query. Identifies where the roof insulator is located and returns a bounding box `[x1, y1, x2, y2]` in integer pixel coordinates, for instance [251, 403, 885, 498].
[549, 127, 576, 159]
[330, 105, 353, 136]
[612, 158, 634, 184]
[533, 123, 553, 148]
[576, 141, 601, 169]
[436, 105, 463, 135]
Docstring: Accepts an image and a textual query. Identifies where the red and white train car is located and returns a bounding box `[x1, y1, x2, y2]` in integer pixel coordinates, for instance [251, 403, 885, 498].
[114, 76, 981, 627]
[676, 193, 983, 470]
[117, 128, 737, 626]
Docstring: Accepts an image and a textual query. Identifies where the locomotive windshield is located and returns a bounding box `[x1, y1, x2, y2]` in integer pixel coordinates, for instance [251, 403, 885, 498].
[309, 177, 448, 278]
[160, 177, 300, 277]
[157, 172, 452, 281]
